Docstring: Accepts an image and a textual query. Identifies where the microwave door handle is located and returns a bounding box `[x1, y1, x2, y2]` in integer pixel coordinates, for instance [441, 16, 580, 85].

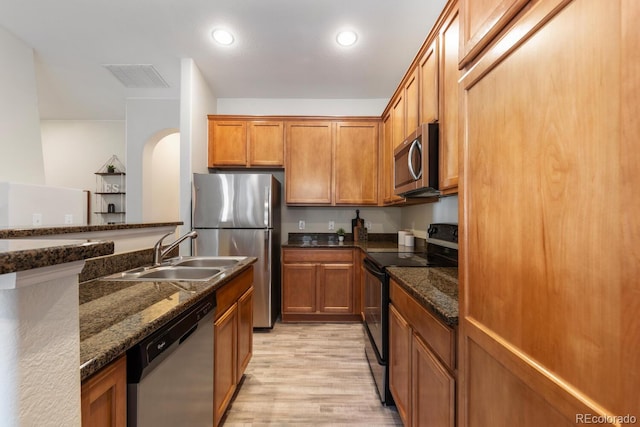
[408, 139, 423, 180]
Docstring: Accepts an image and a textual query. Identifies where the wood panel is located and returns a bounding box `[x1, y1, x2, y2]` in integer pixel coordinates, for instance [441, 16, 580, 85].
[81, 356, 126, 427]
[237, 286, 254, 381]
[283, 248, 354, 263]
[459, 0, 640, 424]
[391, 94, 405, 149]
[439, 6, 460, 193]
[389, 304, 412, 426]
[405, 69, 419, 134]
[214, 303, 237, 427]
[459, 0, 530, 67]
[382, 113, 405, 205]
[317, 263, 354, 313]
[282, 263, 316, 313]
[419, 39, 439, 124]
[334, 121, 379, 205]
[208, 120, 247, 167]
[412, 334, 455, 427]
[249, 121, 284, 166]
[285, 121, 333, 204]
[215, 267, 253, 320]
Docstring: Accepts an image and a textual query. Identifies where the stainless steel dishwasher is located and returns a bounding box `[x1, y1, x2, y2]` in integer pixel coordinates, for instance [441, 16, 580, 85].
[127, 293, 216, 427]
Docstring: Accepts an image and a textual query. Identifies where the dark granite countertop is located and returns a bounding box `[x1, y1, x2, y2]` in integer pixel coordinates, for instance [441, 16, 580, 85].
[79, 257, 256, 380]
[0, 221, 183, 239]
[386, 267, 459, 326]
[0, 239, 114, 274]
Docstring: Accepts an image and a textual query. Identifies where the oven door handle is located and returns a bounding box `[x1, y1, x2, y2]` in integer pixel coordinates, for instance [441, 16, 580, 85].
[363, 257, 387, 280]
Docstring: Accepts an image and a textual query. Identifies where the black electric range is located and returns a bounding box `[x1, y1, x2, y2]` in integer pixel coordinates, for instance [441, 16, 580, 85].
[362, 223, 458, 405]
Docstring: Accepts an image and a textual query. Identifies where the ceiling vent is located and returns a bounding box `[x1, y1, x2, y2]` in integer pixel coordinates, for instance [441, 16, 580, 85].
[103, 64, 170, 88]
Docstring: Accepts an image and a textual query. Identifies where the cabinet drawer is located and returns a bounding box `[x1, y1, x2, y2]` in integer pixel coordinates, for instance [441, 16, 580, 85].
[216, 268, 253, 320]
[283, 248, 353, 263]
[390, 279, 456, 370]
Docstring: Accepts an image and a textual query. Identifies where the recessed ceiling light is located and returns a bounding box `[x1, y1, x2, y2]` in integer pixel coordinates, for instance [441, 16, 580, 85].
[336, 31, 358, 47]
[212, 29, 234, 45]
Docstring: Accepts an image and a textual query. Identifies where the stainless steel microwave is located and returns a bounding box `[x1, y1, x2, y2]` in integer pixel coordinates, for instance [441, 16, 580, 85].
[393, 122, 440, 197]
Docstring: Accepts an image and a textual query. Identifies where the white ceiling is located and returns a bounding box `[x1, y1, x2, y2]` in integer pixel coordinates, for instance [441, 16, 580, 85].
[0, 0, 447, 120]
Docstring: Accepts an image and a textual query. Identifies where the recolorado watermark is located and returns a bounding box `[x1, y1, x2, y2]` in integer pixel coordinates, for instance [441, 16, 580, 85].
[576, 413, 637, 424]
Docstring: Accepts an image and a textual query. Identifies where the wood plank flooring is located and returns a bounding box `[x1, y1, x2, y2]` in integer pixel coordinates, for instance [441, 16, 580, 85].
[222, 321, 403, 426]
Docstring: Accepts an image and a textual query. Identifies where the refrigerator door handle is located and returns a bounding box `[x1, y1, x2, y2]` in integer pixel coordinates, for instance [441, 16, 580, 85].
[264, 186, 270, 227]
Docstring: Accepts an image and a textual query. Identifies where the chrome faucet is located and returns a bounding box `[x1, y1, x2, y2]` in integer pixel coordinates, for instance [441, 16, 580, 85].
[153, 230, 198, 265]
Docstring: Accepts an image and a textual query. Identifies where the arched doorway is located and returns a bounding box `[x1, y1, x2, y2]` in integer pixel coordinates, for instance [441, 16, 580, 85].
[142, 130, 180, 222]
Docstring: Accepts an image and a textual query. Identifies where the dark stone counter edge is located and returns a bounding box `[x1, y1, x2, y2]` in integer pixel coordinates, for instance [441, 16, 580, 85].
[386, 268, 459, 327]
[0, 241, 115, 274]
[0, 221, 183, 239]
[79, 261, 255, 381]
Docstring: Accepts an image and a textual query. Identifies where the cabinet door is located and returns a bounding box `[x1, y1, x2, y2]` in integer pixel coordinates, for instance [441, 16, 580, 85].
[208, 120, 248, 167]
[237, 286, 254, 381]
[412, 334, 455, 427]
[285, 121, 333, 204]
[459, 0, 529, 67]
[405, 69, 419, 135]
[382, 113, 405, 205]
[214, 304, 238, 427]
[439, 7, 460, 193]
[389, 304, 412, 426]
[391, 93, 405, 149]
[317, 263, 354, 314]
[282, 263, 317, 313]
[334, 121, 379, 205]
[81, 356, 127, 427]
[249, 121, 284, 166]
[420, 39, 439, 124]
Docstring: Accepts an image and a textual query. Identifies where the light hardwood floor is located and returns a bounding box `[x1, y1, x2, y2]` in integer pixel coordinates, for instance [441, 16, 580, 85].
[222, 321, 403, 426]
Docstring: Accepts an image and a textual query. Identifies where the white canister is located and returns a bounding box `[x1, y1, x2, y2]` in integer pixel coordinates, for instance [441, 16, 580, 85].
[404, 234, 415, 247]
[398, 230, 409, 245]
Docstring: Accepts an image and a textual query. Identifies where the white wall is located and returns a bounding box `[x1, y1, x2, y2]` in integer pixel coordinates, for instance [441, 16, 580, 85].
[0, 26, 45, 185]
[179, 59, 217, 252]
[217, 98, 387, 116]
[148, 133, 180, 222]
[400, 195, 459, 238]
[125, 99, 180, 222]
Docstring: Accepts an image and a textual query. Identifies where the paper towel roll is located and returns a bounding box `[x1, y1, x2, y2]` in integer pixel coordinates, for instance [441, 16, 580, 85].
[404, 234, 415, 247]
[398, 230, 409, 244]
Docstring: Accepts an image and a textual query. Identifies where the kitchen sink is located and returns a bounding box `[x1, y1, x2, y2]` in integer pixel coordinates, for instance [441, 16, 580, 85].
[100, 256, 248, 282]
[169, 256, 245, 268]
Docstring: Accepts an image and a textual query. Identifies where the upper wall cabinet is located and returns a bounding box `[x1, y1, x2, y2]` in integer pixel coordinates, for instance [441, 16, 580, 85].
[208, 117, 284, 168]
[285, 119, 380, 206]
[459, 0, 529, 67]
[438, 3, 460, 194]
[419, 39, 439, 125]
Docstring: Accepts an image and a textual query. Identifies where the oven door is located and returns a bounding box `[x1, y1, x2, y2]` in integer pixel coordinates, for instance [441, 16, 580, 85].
[363, 257, 389, 362]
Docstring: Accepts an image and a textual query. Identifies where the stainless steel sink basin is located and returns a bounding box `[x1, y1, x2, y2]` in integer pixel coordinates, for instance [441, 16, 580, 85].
[170, 256, 245, 268]
[137, 266, 222, 280]
[100, 256, 247, 282]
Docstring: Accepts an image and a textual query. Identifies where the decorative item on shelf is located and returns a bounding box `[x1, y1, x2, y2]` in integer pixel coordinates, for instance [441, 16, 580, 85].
[107, 203, 116, 213]
[336, 228, 346, 242]
[98, 154, 126, 174]
[107, 164, 115, 173]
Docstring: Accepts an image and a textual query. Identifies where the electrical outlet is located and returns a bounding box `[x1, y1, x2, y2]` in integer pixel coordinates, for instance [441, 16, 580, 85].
[328, 221, 335, 230]
[298, 220, 305, 230]
[64, 214, 73, 224]
[365, 221, 372, 230]
[32, 213, 42, 226]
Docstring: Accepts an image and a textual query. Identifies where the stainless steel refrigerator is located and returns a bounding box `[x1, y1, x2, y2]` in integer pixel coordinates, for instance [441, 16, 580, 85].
[192, 173, 281, 328]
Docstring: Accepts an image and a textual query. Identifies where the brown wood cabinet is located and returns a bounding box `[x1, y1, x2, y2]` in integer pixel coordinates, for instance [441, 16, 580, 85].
[208, 117, 284, 168]
[459, 0, 529, 67]
[389, 280, 456, 427]
[285, 119, 380, 206]
[459, 0, 639, 425]
[404, 68, 419, 137]
[281, 248, 360, 322]
[381, 113, 406, 205]
[334, 121, 379, 205]
[438, 3, 460, 194]
[214, 267, 254, 426]
[81, 356, 127, 427]
[419, 39, 439, 125]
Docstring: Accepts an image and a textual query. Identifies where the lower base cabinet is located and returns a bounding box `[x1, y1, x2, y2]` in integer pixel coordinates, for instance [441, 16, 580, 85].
[81, 356, 127, 427]
[389, 279, 456, 427]
[281, 248, 359, 322]
[214, 267, 254, 426]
